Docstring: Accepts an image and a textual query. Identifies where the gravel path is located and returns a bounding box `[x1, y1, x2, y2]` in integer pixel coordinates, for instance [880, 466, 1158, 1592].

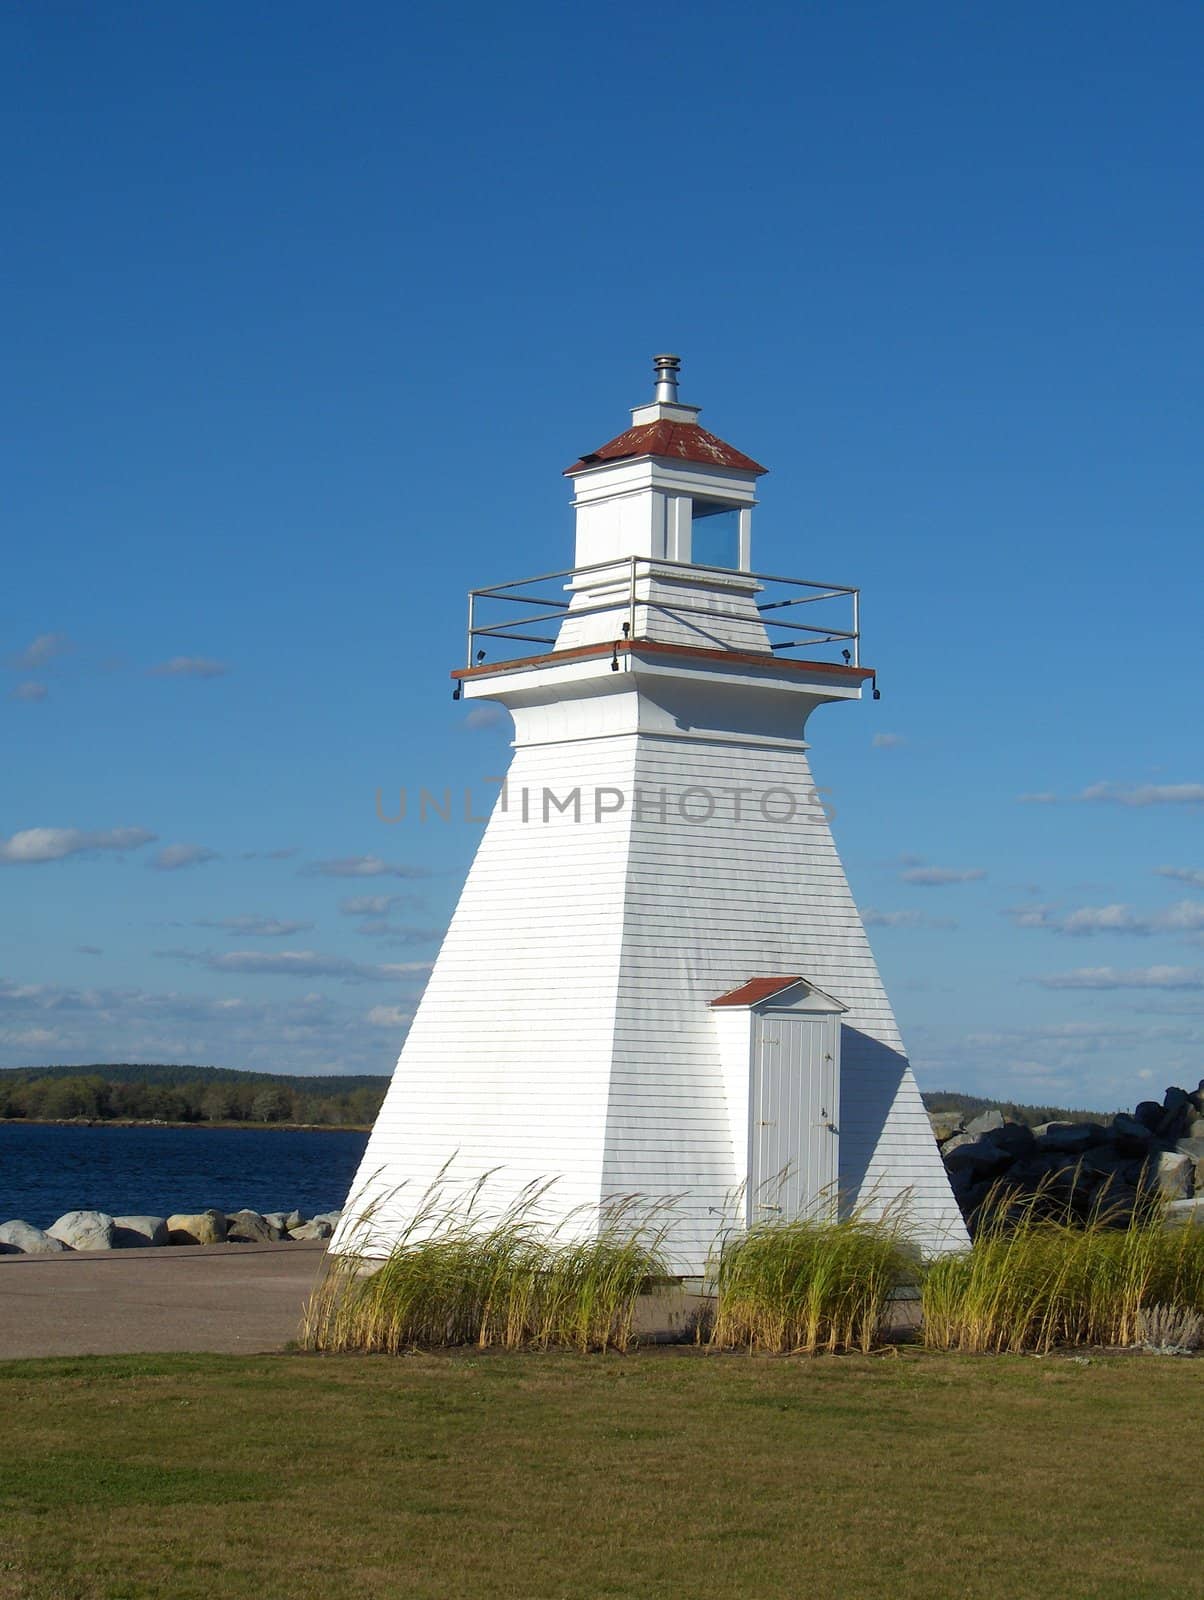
[0, 1240, 328, 1359]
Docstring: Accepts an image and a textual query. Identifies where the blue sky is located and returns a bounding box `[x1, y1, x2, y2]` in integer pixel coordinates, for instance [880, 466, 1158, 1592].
[2, 1, 1201, 1105]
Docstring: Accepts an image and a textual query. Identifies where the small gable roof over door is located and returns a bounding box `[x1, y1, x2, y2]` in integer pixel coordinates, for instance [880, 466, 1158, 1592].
[709, 976, 848, 1013]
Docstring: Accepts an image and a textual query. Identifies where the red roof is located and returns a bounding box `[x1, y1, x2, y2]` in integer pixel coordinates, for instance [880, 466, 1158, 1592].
[710, 976, 805, 1008]
[565, 419, 768, 478]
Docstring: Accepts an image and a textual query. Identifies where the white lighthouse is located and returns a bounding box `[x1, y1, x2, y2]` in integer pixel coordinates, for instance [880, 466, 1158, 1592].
[338, 356, 967, 1269]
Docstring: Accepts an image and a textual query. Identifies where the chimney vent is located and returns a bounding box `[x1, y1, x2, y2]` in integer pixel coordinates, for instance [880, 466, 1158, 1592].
[653, 353, 681, 404]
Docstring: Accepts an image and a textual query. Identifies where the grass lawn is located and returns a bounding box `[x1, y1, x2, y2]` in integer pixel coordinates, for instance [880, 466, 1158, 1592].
[0, 1348, 1200, 1600]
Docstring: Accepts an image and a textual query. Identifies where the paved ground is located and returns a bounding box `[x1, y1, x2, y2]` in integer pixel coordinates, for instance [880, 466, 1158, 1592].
[0, 1240, 328, 1360]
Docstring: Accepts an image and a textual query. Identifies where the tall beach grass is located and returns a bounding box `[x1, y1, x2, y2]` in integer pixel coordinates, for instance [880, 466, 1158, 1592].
[922, 1177, 1204, 1354]
[304, 1166, 1204, 1360]
[707, 1204, 919, 1355]
[300, 1175, 674, 1354]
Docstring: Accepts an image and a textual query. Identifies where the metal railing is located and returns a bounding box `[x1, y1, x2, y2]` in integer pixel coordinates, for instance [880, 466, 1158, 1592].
[464, 556, 860, 669]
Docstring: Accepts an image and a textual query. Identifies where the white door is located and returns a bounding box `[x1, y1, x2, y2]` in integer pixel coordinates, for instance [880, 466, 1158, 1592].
[748, 1013, 840, 1223]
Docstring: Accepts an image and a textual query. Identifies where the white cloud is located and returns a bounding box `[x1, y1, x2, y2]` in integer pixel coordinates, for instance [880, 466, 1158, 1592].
[0, 826, 156, 864]
[150, 657, 228, 679]
[148, 844, 219, 871]
[207, 951, 370, 979]
[366, 1004, 413, 1028]
[1051, 905, 1145, 935]
[351, 920, 443, 945]
[871, 733, 906, 749]
[75, 945, 103, 956]
[862, 908, 958, 930]
[463, 705, 506, 731]
[903, 1014, 1204, 1106]
[1079, 781, 1204, 808]
[154, 947, 435, 985]
[1032, 966, 1204, 991]
[0, 976, 405, 1074]
[194, 915, 313, 937]
[340, 895, 400, 916]
[899, 863, 987, 887]
[1004, 900, 1204, 938]
[302, 856, 430, 879]
[1004, 904, 1058, 930]
[4, 1026, 61, 1048]
[9, 681, 48, 703]
[1156, 866, 1204, 889]
[238, 847, 299, 861]
[7, 633, 72, 671]
[1013, 785, 1204, 809]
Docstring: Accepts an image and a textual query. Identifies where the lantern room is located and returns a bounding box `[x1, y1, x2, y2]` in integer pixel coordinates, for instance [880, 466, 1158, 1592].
[564, 354, 763, 572]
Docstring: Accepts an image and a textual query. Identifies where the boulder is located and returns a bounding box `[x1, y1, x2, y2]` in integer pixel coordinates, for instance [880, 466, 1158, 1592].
[1165, 1198, 1204, 1230]
[954, 1173, 993, 1205]
[1033, 1121, 1104, 1154]
[263, 1212, 289, 1232]
[47, 1210, 117, 1251]
[288, 1218, 333, 1241]
[1082, 1147, 1143, 1183]
[113, 1216, 169, 1248]
[1111, 1113, 1154, 1153]
[1158, 1087, 1194, 1139]
[1007, 1152, 1083, 1185]
[225, 1210, 282, 1244]
[1080, 1151, 1146, 1218]
[1175, 1138, 1204, 1167]
[1149, 1150, 1195, 1201]
[965, 1109, 1006, 1137]
[992, 1122, 1036, 1157]
[943, 1134, 1013, 1178]
[166, 1210, 227, 1246]
[310, 1210, 342, 1226]
[285, 1210, 305, 1230]
[940, 1131, 974, 1158]
[1187, 1119, 1204, 1141]
[928, 1112, 964, 1143]
[1134, 1100, 1164, 1133]
[0, 1219, 67, 1255]
[1097, 1183, 1142, 1217]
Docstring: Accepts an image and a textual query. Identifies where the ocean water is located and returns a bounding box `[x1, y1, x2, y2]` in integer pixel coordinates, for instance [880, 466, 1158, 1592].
[0, 1123, 369, 1229]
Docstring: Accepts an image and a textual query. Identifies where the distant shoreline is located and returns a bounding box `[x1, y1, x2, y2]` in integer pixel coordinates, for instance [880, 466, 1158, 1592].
[0, 1118, 372, 1134]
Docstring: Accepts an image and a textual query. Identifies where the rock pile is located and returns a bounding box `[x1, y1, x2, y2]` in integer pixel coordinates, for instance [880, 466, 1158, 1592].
[0, 1207, 342, 1254]
[933, 1081, 1204, 1230]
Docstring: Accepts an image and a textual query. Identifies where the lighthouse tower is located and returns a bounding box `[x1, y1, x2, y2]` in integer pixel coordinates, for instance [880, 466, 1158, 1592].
[338, 357, 967, 1269]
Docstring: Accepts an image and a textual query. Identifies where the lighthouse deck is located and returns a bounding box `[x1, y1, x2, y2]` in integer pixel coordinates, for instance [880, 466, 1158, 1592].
[462, 555, 862, 669]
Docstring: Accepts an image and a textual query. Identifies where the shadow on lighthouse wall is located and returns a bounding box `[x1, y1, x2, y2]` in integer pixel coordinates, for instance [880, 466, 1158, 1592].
[837, 1024, 911, 1201]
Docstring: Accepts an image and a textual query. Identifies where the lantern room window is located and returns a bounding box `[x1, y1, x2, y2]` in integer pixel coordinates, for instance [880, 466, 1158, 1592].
[690, 500, 741, 570]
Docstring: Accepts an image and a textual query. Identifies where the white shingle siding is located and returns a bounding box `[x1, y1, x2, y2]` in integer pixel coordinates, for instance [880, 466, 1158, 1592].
[338, 733, 637, 1251]
[556, 568, 772, 655]
[337, 659, 968, 1267]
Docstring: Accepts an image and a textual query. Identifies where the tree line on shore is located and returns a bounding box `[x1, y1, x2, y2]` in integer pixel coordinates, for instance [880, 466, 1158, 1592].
[0, 1071, 386, 1127]
[922, 1090, 1109, 1127]
[0, 1064, 1106, 1134]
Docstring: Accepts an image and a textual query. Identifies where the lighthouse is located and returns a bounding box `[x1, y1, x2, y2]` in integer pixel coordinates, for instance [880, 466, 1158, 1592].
[338, 356, 968, 1269]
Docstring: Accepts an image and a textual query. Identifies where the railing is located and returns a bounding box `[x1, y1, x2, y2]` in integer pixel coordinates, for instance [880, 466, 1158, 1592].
[464, 556, 860, 669]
